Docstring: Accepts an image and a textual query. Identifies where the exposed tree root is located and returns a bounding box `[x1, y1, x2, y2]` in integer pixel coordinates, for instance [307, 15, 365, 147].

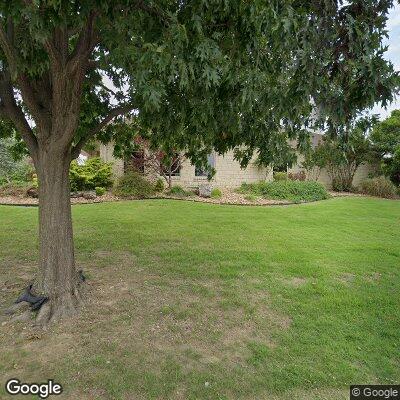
[5, 270, 87, 327]
[35, 288, 82, 326]
[15, 284, 48, 310]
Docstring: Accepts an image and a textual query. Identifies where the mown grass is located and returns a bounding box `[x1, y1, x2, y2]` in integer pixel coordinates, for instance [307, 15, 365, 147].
[0, 197, 399, 400]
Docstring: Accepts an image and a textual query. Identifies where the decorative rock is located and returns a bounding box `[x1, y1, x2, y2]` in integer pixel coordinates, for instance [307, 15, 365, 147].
[198, 184, 212, 198]
[82, 191, 97, 200]
[4, 302, 30, 316]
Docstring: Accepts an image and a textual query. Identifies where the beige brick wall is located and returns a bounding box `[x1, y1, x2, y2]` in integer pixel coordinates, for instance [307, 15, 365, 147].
[99, 143, 124, 178]
[212, 151, 272, 188]
[164, 151, 272, 188]
[100, 144, 271, 188]
[100, 141, 374, 190]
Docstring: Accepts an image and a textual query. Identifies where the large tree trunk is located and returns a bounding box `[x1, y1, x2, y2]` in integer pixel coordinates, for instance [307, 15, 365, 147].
[35, 147, 81, 323]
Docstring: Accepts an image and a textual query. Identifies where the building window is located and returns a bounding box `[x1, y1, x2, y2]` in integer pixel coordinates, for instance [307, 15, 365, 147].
[195, 153, 215, 177]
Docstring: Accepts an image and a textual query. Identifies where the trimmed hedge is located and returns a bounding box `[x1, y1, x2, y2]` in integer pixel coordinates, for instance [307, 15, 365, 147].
[113, 171, 155, 199]
[239, 180, 329, 202]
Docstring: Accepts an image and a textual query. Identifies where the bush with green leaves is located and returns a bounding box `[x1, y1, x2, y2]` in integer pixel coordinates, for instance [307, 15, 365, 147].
[95, 187, 106, 196]
[0, 181, 31, 197]
[113, 172, 155, 199]
[168, 185, 190, 197]
[0, 138, 33, 185]
[154, 178, 165, 192]
[69, 158, 113, 192]
[239, 180, 329, 202]
[244, 193, 257, 202]
[273, 172, 288, 181]
[359, 176, 398, 199]
[211, 188, 222, 199]
[370, 110, 400, 186]
[382, 146, 400, 186]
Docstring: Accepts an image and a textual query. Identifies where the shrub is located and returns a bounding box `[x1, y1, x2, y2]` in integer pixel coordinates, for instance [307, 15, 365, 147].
[239, 180, 329, 202]
[113, 171, 155, 199]
[273, 171, 288, 181]
[167, 185, 190, 197]
[244, 194, 257, 201]
[95, 187, 106, 196]
[359, 176, 397, 199]
[211, 188, 222, 199]
[0, 162, 33, 186]
[32, 173, 39, 189]
[382, 145, 400, 186]
[288, 171, 306, 181]
[0, 138, 34, 185]
[154, 178, 165, 192]
[0, 181, 31, 197]
[70, 157, 113, 191]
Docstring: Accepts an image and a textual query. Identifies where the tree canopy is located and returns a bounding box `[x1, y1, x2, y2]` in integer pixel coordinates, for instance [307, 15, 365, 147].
[371, 109, 400, 157]
[0, 1, 397, 167]
[371, 109, 400, 184]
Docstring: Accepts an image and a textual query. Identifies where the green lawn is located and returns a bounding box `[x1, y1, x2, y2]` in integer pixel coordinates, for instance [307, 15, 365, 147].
[0, 197, 399, 399]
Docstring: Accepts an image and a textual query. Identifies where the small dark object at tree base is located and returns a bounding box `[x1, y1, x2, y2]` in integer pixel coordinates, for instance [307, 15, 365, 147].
[11, 270, 86, 320]
[78, 270, 86, 282]
[31, 297, 48, 311]
[15, 284, 48, 311]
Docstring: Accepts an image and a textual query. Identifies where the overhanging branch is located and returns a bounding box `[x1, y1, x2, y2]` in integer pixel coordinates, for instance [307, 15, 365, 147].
[70, 104, 134, 159]
[0, 20, 18, 73]
[0, 87, 38, 161]
[0, 18, 50, 133]
[135, 1, 170, 25]
[69, 10, 99, 64]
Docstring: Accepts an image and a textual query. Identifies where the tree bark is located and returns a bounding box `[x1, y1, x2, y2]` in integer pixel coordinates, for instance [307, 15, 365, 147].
[35, 147, 81, 323]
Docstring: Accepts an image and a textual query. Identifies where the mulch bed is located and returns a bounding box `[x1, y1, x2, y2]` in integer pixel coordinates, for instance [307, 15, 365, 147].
[0, 192, 120, 207]
[0, 189, 365, 207]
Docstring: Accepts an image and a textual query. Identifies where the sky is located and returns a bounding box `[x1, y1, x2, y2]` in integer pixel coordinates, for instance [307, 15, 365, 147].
[372, 3, 400, 119]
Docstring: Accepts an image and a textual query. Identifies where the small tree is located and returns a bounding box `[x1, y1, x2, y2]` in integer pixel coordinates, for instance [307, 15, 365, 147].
[301, 147, 326, 182]
[370, 110, 400, 185]
[123, 136, 185, 189]
[382, 146, 400, 186]
[159, 152, 185, 189]
[314, 117, 376, 191]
